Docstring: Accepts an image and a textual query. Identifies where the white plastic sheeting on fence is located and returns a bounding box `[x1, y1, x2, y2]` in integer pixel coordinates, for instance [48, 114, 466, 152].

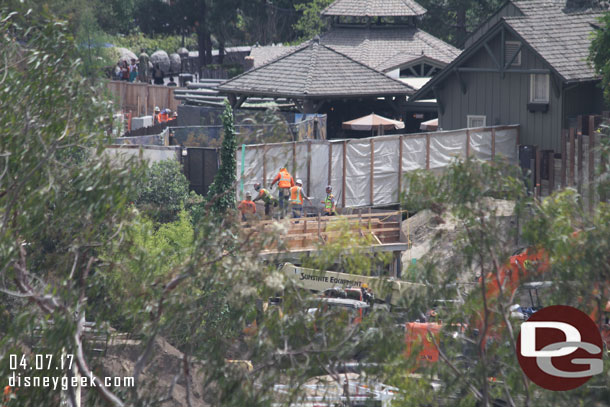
[103, 145, 180, 167]
[237, 125, 519, 208]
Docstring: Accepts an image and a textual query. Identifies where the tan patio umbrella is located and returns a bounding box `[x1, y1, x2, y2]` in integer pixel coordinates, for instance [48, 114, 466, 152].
[342, 113, 405, 136]
[419, 118, 438, 131]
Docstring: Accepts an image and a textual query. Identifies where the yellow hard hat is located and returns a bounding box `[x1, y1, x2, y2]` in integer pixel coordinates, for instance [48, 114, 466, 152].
[362, 283, 368, 289]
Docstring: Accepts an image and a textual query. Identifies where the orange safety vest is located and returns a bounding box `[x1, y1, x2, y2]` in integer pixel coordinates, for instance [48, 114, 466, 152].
[289, 186, 303, 205]
[278, 169, 293, 188]
[238, 200, 256, 214]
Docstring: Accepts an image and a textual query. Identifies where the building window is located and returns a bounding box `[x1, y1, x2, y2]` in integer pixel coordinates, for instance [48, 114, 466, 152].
[505, 41, 521, 66]
[530, 74, 549, 103]
[467, 115, 486, 128]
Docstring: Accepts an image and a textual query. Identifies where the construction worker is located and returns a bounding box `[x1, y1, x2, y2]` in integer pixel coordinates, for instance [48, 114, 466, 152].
[270, 167, 294, 219]
[322, 185, 337, 216]
[289, 179, 311, 220]
[153, 106, 161, 124]
[237, 192, 257, 222]
[253, 182, 277, 218]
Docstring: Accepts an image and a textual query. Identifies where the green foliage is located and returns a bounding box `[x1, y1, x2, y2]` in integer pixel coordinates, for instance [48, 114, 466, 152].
[135, 159, 191, 222]
[591, 12, 610, 106]
[107, 30, 198, 56]
[95, 210, 194, 330]
[417, 0, 504, 46]
[201, 100, 237, 217]
[293, 0, 334, 40]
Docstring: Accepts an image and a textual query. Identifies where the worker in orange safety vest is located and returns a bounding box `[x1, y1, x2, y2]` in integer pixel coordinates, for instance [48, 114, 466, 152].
[270, 167, 294, 219]
[289, 179, 311, 221]
[237, 191, 257, 222]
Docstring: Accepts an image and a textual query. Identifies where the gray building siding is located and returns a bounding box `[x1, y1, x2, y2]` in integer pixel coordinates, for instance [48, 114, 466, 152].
[438, 31, 564, 151]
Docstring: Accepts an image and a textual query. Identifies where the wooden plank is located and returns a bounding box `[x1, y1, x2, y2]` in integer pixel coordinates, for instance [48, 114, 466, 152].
[307, 140, 312, 196]
[292, 141, 296, 176]
[561, 129, 567, 188]
[370, 138, 374, 206]
[548, 151, 555, 193]
[328, 142, 332, 185]
[589, 116, 595, 212]
[577, 130, 584, 194]
[535, 147, 541, 198]
[426, 133, 430, 170]
[398, 136, 403, 202]
[491, 128, 496, 160]
[569, 128, 575, 186]
[262, 145, 267, 187]
[466, 129, 471, 157]
[342, 140, 347, 208]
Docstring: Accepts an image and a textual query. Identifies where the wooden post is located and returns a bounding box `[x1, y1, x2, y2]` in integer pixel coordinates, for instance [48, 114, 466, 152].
[535, 147, 541, 198]
[561, 129, 567, 188]
[317, 212, 321, 240]
[292, 141, 297, 176]
[426, 133, 431, 170]
[491, 128, 496, 160]
[370, 139, 374, 207]
[589, 116, 595, 212]
[145, 85, 149, 115]
[342, 140, 347, 208]
[307, 140, 312, 196]
[569, 128, 575, 186]
[578, 128, 584, 194]
[466, 129, 471, 158]
[262, 145, 267, 187]
[398, 136, 403, 203]
[548, 150, 555, 193]
[328, 142, 332, 185]
[137, 96, 141, 116]
[368, 206, 372, 231]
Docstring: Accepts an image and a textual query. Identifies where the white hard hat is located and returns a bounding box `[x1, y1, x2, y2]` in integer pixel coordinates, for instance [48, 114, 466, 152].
[296, 179, 303, 185]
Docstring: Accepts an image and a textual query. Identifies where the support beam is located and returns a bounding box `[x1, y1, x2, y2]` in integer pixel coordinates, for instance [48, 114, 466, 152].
[398, 136, 403, 202]
[504, 42, 523, 70]
[484, 42, 501, 70]
[342, 140, 347, 208]
[500, 26, 505, 78]
[234, 95, 247, 109]
[457, 67, 551, 74]
[370, 139, 374, 206]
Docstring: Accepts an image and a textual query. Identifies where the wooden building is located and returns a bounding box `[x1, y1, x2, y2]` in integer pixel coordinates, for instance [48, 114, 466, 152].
[222, 0, 460, 137]
[217, 37, 415, 138]
[412, 0, 606, 151]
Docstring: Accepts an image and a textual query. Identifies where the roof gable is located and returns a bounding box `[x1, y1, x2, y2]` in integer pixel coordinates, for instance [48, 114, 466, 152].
[412, 0, 603, 100]
[320, 26, 461, 72]
[321, 0, 427, 17]
[218, 39, 415, 99]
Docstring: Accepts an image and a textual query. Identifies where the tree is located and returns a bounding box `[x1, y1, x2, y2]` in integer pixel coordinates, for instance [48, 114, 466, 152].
[293, 0, 333, 40]
[135, 159, 191, 223]
[590, 12, 610, 106]
[417, 0, 504, 46]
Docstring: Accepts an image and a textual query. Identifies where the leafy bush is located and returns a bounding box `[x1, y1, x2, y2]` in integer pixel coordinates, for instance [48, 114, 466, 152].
[135, 159, 191, 222]
[95, 210, 195, 330]
[107, 30, 198, 56]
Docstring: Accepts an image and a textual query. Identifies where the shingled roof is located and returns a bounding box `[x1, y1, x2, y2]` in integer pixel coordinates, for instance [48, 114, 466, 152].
[321, 26, 461, 72]
[414, 0, 603, 101]
[218, 39, 415, 99]
[249, 44, 298, 68]
[504, 0, 604, 81]
[321, 0, 427, 17]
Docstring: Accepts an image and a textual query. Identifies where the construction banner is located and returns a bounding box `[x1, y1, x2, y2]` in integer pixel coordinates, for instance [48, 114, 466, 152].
[280, 263, 421, 306]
